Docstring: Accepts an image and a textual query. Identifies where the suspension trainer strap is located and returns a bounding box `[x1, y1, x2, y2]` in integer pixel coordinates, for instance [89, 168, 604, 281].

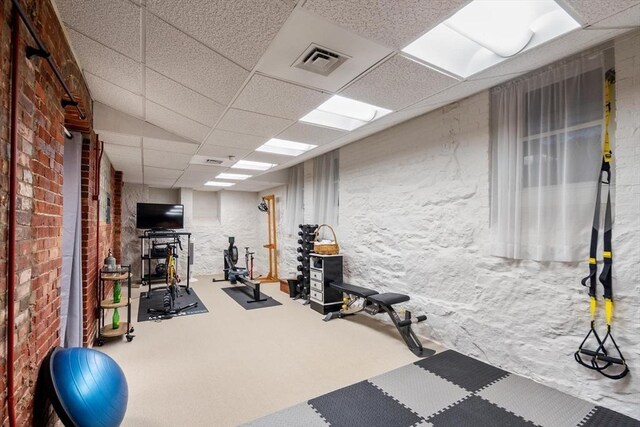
[575, 69, 628, 380]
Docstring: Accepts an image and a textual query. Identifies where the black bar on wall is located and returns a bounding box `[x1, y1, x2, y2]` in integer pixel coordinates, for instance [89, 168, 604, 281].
[12, 0, 86, 120]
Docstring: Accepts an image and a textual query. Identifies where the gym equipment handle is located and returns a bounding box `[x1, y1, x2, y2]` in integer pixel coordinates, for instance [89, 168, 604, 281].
[580, 349, 624, 365]
[398, 315, 427, 327]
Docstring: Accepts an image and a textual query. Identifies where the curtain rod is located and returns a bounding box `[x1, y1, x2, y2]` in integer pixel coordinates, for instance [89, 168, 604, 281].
[12, 0, 86, 120]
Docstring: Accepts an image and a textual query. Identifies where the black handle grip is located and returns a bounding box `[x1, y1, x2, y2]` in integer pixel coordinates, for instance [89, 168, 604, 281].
[398, 315, 427, 327]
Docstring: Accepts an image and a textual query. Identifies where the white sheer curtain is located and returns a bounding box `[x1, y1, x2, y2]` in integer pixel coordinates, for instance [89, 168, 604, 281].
[490, 51, 608, 261]
[285, 163, 304, 235]
[313, 150, 339, 236]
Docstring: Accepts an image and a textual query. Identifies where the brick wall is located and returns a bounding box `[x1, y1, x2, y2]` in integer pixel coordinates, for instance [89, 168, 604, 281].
[80, 137, 119, 347]
[0, 0, 97, 424]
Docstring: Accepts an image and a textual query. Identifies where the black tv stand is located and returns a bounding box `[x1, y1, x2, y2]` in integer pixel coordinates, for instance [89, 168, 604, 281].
[139, 230, 192, 297]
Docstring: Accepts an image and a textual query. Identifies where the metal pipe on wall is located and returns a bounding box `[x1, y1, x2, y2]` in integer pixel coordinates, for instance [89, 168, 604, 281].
[95, 138, 104, 323]
[7, 5, 20, 426]
[10, 0, 86, 120]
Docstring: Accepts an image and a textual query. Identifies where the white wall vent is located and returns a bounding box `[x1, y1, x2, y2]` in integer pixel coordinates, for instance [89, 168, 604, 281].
[293, 43, 349, 76]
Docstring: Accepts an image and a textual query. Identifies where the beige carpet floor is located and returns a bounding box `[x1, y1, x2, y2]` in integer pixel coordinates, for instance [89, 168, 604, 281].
[99, 277, 442, 427]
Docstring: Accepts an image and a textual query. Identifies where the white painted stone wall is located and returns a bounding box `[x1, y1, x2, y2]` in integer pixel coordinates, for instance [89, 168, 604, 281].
[335, 34, 639, 417]
[121, 185, 260, 280]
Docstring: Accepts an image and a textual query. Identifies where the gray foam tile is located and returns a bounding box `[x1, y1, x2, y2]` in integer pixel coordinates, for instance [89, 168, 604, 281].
[429, 395, 536, 427]
[478, 374, 596, 427]
[242, 403, 328, 427]
[415, 350, 508, 392]
[580, 406, 640, 427]
[370, 364, 469, 419]
[309, 380, 423, 427]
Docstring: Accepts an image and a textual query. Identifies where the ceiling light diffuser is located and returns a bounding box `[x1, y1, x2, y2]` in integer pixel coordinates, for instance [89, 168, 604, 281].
[402, 0, 580, 78]
[231, 160, 277, 171]
[215, 173, 252, 180]
[204, 181, 235, 187]
[300, 95, 392, 131]
[256, 138, 317, 156]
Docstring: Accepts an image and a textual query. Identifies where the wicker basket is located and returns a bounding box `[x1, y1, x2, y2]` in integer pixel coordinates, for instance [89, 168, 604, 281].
[313, 224, 340, 255]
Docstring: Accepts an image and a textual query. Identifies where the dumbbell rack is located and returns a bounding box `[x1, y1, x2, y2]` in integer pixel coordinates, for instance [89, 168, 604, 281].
[296, 224, 318, 302]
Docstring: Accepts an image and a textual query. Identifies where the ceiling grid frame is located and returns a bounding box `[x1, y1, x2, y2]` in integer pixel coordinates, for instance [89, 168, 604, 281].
[52, 0, 640, 191]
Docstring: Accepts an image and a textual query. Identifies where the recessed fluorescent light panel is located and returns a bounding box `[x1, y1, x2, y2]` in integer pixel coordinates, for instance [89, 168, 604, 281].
[204, 181, 235, 187]
[402, 0, 580, 78]
[256, 138, 317, 156]
[300, 95, 392, 131]
[231, 160, 276, 171]
[215, 173, 252, 180]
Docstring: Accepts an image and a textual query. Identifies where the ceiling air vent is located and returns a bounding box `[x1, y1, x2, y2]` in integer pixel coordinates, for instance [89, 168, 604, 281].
[293, 44, 349, 76]
[204, 158, 223, 165]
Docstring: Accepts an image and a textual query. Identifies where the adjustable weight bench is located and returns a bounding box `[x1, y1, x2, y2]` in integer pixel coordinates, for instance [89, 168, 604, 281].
[324, 281, 431, 357]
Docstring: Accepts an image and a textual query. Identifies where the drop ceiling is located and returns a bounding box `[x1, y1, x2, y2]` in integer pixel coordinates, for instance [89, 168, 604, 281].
[52, 0, 640, 191]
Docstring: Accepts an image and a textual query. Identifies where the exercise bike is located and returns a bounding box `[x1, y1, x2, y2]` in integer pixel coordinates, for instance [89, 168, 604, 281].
[147, 239, 197, 315]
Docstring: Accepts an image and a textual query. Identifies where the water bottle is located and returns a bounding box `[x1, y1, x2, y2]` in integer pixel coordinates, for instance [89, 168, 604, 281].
[113, 280, 121, 303]
[112, 308, 120, 329]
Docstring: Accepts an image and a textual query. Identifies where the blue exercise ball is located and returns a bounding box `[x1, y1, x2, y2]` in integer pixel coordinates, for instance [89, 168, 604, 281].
[49, 347, 128, 427]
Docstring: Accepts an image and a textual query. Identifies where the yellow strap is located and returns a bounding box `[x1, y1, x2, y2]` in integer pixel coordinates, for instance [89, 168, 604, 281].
[590, 296, 597, 320]
[588, 257, 597, 265]
[605, 298, 613, 325]
[603, 251, 612, 259]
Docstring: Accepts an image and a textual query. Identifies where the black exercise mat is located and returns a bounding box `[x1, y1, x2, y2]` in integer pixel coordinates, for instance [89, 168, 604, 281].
[221, 286, 282, 310]
[244, 350, 640, 427]
[137, 289, 208, 322]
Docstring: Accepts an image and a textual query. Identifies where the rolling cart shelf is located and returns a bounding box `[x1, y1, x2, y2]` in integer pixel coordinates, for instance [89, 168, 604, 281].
[100, 324, 130, 338]
[96, 266, 135, 346]
[100, 299, 129, 309]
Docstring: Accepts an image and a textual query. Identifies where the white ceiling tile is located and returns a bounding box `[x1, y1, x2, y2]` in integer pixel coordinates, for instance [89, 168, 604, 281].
[217, 109, 294, 138]
[104, 144, 141, 159]
[562, 0, 640, 26]
[145, 178, 178, 188]
[197, 144, 252, 159]
[145, 13, 249, 104]
[143, 137, 199, 155]
[145, 69, 224, 126]
[233, 75, 331, 120]
[146, 0, 295, 69]
[229, 180, 285, 192]
[84, 73, 144, 118]
[174, 176, 209, 188]
[56, 0, 141, 60]
[406, 75, 513, 111]
[144, 166, 183, 180]
[242, 151, 298, 165]
[590, 3, 640, 28]
[98, 131, 142, 147]
[184, 164, 228, 175]
[203, 130, 267, 151]
[342, 54, 458, 110]
[143, 149, 192, 170]
[276, 122, 345, 145]
[67, 29, 141, 94]
[256, 8, 393, 92]
[107, 153, 142, 170]
[145, 101, 211, 143]
[303, 0, 468, 49]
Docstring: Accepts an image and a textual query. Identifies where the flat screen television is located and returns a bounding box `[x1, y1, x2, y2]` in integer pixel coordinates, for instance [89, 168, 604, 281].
[136, 203, 184, 230]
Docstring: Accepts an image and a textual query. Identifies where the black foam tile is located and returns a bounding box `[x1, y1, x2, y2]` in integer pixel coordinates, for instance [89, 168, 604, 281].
[415, 350, 507, 392]
[309, 381, 423, 427]
[581, 406, 640, 427]
[137, 290, 208, 322]
[429, 395, 536, 427]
